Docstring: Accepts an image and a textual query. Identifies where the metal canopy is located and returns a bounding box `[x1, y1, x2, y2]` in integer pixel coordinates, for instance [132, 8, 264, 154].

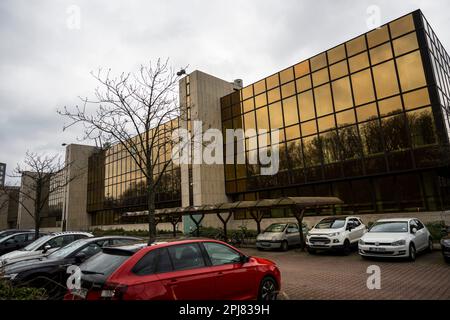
[122, 196, 343, 217]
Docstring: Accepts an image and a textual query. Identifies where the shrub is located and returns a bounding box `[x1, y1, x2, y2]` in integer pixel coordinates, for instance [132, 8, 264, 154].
[0, 279, 47, 300]
[425, 221, 446, 242]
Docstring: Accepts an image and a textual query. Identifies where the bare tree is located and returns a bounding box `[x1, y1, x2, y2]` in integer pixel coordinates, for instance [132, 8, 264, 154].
[0, 152, 71, 239]
[58, 59, 186, 244]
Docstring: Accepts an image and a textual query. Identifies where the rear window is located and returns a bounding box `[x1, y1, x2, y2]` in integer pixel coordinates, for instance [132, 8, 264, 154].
[81, 252, 131, 277]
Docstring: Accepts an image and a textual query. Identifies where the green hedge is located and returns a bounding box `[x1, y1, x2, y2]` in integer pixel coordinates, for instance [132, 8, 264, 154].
[0, 279, 47, 300]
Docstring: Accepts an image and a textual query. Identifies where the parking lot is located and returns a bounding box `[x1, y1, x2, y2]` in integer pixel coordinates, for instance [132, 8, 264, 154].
[241, 248, 450, 300]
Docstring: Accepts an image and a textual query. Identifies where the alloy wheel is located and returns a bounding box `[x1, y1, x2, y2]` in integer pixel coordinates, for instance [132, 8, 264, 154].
[260, 278, 277, 301]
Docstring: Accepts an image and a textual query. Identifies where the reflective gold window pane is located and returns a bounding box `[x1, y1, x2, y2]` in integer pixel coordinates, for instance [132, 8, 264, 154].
[254, 79, 266, 95]
[296, 75, 311, 92]
[314, 84, 333, 117]
[403, 88, 430, 110]
[310, 53, 327, 71]
[232, 103, 241, 117]
[256, 107, 269, 130]
[390, 14, 415, 39]
[330, 60, 348, 80]
[373, 60, 399, 99]
[318, 115, 336, 132]
[393, 32, 419, 56]
[266, 74, 279, 90]
[243, 98, 254, 113]
[336, 109, 356, 127]
[255, 93, 267, 108]
[312, 68, 329, 87]
[222, 107, 232, 119]
[351, 69, 375, 106]
[370, 43, 393, 65]
[346, 35, 367, 56]
[378, 96, 403, 117]
[244, 111, 256, 130]
[301, 120, 317, 136]
[233, 116, 242, 129]
[269, 102, 283, 128]
[298, 91, 315, 121]
[356, 103, 378, 122]
[280, 67, 294, 84]
[242, 85, 253, 100]
[303, 135, 322, 166]
[328, 45, 346, 65]
[332, 77, 353, 112]
[294, 61, 310, 78]
[281, 81, 296, 98]
[349, 52, 370, 73]
[268, 87, 281, 104]
[283, 96, 299, 126]
[396, 51, 427, 92]
[407, 107, 436, 147]
[367, 25, 389, 48]
[285, 125, 301, 140]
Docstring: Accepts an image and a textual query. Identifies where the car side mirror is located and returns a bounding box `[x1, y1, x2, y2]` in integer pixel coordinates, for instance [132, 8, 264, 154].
[346, 224, 354, 231]
[42, 245, 51, 253]
[240, 255, 250, 264]
[411, 228, 417, 234]
[74, 252, 87, 263]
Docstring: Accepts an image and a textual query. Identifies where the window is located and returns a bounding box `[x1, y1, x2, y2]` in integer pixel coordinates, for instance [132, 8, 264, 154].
[269, 102, 283, 128]
[312, 68, 329, 87]
[318, 115, 335, 132]
[282, 96, 299, 126]
[268, 87, 281, 104]
[408, 107, 436, 147]
[298, 91, 315, 121]
[390, 14, 415, 39]
[285, 125, 301, 140]
[242, 85, 253, 100]
[244, 111, 256, 130]
[132, 250, 157, 275]
[254, 80, 266, 95]
[314, 84, 333, 116]
[168, 243, 205, 271]
[255, 93, 267, 108]
[266, 74, 279, 90]
[296, 75, 312, 92]
[294, 61, 310, 78]
[351, 69, 375, 106]
[327, 45, 346, 64]
[346, 35, 367, 57]
[203, 242, 241, 266]
[280, 67, 294, 84]
[336, 109, 356, 127]
[256, 107, 269, 130]
[378, 96, 403, 117]
[78, 243, 102, 257]
[301, 120, 317, 136]
[367, 25, 389, 48]
[349, 52, 370, 73]
[373, 60, 399, 99]
[242, 98, 254, 113]
[393, 32, 419, 56]
[330, 60, 348, 80]
[403, 88, 430, 110]
[47, 236, 69, 248]
[396, 51, 427, 92]
[281, 81, 296, 98]
[370, 43, 393, 65]
[310, 53, 327, 71]
[332, 77, 353, 111]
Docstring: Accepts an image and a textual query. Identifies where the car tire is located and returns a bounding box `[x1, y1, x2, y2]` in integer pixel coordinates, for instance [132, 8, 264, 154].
[280, 241, 288, 251]
[342, 240, 351, 255]
[307, 248, 316, 254]
[258, 276, 278, 301]
[427, 238, 433, 253]
[445, 257, 450, 264]
[408, 243, 416, 262]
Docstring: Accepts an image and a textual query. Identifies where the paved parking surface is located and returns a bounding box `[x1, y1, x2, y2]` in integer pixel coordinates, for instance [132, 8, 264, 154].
[241, 247, 450, 300]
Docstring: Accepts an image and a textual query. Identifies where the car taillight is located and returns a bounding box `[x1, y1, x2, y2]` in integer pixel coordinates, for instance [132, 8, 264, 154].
[101, 283, 128, 300]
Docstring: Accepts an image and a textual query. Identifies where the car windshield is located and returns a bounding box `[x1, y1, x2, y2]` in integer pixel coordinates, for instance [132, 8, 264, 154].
[81, 252, 131, 277]
[48, 239, 88, 259]
[22, 235, 52, 251]
[315, 218, 346, 229]
[369, 222, 409, 233]
[264, 224, 287, 233]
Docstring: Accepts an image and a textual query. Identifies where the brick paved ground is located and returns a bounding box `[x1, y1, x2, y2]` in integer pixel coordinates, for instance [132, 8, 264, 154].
[241, 247, 450, 300]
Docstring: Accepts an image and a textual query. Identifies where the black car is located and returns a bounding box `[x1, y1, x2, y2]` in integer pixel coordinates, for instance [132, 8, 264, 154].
[440, 225, 450, 263]
[0, 232, 46, 255]
[0, 229, 33, 240]
[0, 236, 143, 299]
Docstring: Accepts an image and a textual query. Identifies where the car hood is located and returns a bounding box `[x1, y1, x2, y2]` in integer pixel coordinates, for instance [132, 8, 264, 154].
[0, 249, 56, 266]
[308, 228, 343, 235]
[256, 232, 283, 241]
[2, 256, 65, 274]
[361, 232, 407, 242]
[252, 256, 276, 266]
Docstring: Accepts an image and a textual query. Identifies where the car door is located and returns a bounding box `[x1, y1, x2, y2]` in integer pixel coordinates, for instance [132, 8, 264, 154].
[351, 218, 365, 240]
[345, 220, 356, 243]
[414, 219, 428, 251]
[201, 242, 257, 300]
[3, 233, 28, 252]
[286, 224, 300, 246]
[156, 243, 215, 300]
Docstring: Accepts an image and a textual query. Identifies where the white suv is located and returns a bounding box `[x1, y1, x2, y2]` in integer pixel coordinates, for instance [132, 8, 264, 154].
[306, 216, 366, 255]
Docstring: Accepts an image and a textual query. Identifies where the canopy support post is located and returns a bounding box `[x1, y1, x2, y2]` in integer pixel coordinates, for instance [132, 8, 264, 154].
[249, 210, 264, 234]
[292, 205, 306, 251]
[170, 215, 182, 238]
[216, 211, 232, 241]
[189, 213, 205, 237]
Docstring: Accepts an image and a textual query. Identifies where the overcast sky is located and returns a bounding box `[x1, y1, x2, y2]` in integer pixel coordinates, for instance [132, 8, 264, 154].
[1, 0, 449, 183]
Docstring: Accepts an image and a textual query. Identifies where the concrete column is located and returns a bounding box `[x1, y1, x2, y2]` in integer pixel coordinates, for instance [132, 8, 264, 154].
[17, 172, 37, 229]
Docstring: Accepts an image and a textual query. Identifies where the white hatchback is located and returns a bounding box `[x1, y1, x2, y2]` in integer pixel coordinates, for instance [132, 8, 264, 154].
[358, 218, 433, 261]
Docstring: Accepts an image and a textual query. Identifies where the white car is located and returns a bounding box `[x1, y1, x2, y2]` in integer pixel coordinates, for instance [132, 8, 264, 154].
[306, 216, 366, 254]
[0, 231, 93, 266]
[358, 218, 433, 261]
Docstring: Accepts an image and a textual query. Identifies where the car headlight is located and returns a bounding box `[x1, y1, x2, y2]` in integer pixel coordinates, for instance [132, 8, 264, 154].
[271, 236, 280, 241]
[2, 273, 18, 281]
[328, 232, 340, 237]
[391, 240, 406, 246]
[359, 239, 365, 245]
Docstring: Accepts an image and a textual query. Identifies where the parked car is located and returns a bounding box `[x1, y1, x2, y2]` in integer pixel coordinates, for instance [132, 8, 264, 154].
[0, 229, 33, 240]
[256, 223, 307, 251]
[0, 231, 47, 255]
[66, 239, 281, 301]
[440, 225, 450, 263]
[0, 236, 143, 298]
[306, 216, 366, 254]
[358, 218, 433, 261]
[0, 231, 93, 266]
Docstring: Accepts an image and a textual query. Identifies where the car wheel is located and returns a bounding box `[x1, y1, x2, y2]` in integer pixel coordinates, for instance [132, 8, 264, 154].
[408, 243, 416, 262]
[280, 241, 288, 251]
[342, 240, 351, 255]
[258, 277, 278, 301]
[445, 257, 450, 264]
[307, 248, 316, 254]
[427, 238, 433, 253]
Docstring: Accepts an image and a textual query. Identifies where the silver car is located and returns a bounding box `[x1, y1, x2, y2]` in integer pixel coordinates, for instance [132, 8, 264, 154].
[256, 223, 304, 251]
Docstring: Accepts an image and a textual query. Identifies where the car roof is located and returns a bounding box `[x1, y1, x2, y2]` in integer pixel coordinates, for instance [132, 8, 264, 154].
[83, 235, 144, 242]
[47, 231, 93, 237]
[376, 218, 416, 222]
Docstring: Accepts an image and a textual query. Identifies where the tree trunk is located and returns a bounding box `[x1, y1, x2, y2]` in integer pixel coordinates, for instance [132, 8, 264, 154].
[147, 183, 156, 245]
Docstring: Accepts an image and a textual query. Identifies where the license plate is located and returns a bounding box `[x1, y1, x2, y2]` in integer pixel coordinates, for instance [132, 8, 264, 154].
[314, 242, 325, 245]
[71, 288, 88, 299]
[261, 242, 270, 247]
[370, 247, 386, 252]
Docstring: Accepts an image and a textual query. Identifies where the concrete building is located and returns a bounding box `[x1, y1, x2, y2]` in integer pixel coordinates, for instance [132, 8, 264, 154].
[0, 186, 19, 229]
[0, 163, 6, 187]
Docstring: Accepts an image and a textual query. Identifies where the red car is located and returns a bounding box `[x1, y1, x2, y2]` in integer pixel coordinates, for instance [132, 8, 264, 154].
[66, 239, 280, 300]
